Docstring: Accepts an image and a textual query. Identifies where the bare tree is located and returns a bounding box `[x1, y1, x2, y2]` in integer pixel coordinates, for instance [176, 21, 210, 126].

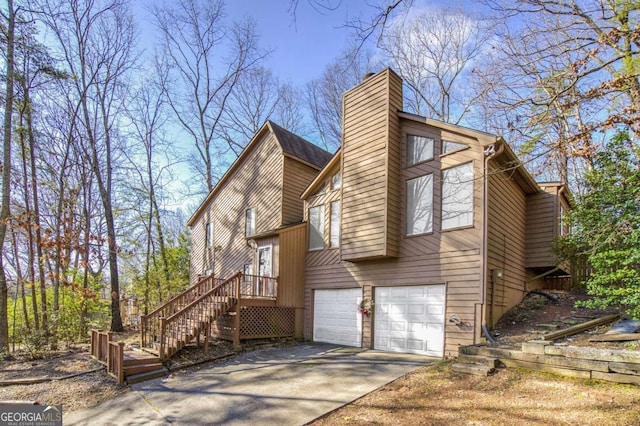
[306, 45, 374, 151]
[480, 0, 640, 185]
[288, 0, 415, 50]
[378, 7, 494, 124]
[219, 66, 306, 145]
[153, 0, 265, 194]
[0, 0, 16, 353]
[36, 0, 137, 332]
[123, 61, 175, 311]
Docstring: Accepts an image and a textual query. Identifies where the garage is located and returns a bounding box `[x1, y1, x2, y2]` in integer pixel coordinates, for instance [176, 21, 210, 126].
[313, 288, 362, 347]
[374, 285, 445, 357]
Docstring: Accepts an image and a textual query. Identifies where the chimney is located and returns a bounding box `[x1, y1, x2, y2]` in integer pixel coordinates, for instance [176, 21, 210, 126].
[340, 68, 403, 261]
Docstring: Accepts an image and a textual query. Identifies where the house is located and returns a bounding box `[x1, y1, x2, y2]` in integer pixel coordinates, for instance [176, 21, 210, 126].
[144, 68, 569, 361]
[301, 69, 571, 358]
[179, 121, 331, 339]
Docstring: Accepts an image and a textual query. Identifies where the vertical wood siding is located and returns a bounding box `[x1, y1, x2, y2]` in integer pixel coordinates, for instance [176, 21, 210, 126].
[525, 185, 562, 269]
[277, 224, 306, 308]
[341, 69, 403, 260]
[278, 224, 307, 337]
[487, 163, 528, 326]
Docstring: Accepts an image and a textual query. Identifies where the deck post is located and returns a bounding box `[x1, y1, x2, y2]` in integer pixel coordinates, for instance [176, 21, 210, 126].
[117, 341, 125, 386]
[90, 330, 97, 358]
[234, 274, 241, 346]
[140, 315, 146, 348]
[204, 322, 210, 355]
[159, 317, 167, 361]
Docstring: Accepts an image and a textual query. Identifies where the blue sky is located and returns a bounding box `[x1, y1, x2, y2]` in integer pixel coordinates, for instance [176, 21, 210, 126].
[133, 0, 482, 86]
[133, 0, 377, 85]
[225, 1, 364, 85]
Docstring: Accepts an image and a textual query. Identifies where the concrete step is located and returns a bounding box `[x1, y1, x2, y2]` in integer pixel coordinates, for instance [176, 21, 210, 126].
[125, 366, 169, 385]
[458, 354, 501, 368]
[451, 362, 495, 376]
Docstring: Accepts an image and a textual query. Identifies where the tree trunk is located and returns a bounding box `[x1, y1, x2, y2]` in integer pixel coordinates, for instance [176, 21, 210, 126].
[26, 91, 49, 339]
[10, 228, 29, 332]
[0, 0, 16, 353]
[17, 108, 41, 332]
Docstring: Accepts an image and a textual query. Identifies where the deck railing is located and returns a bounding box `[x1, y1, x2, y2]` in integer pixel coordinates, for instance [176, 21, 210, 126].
[91, 329, 113, 362]
[90, 329, 125, 385]
[107, 341, 125, 385]
[240, 274, 278, 299]
[159, 272, 242, 360]
[141, 274, 223, 352]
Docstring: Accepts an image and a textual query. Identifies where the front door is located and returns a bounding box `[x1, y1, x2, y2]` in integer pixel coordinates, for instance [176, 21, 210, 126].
[257, 246, 272, 296]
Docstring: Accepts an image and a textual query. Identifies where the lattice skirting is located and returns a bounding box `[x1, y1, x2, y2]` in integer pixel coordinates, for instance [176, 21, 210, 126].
[211, 306, 296, 341]
[240, 306, 295, 338]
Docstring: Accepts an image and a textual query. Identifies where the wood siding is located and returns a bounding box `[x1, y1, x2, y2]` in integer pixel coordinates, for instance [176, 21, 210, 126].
[304, 161, 342, 251]
[190, 133, 284, 284]
[525, 185, 562, 271]
[304, 117, 487, 357]
[486, 163, 528, 326]
[341, 69, 403, 261]
[277, 223, 307, 337]
[281, 157, 321, 226]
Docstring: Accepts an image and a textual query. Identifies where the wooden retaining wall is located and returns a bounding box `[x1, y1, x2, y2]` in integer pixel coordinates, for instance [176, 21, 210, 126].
[460, 341, 640, 386]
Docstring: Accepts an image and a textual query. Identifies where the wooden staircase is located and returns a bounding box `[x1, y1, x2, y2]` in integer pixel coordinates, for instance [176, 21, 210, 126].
[123, 350, 168, 384]
[140, 272, 243, 361]
[90, 330, 167, 385]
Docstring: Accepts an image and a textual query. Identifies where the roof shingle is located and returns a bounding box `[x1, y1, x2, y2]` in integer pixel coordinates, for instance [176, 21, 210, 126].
[269, 121, 333, 169]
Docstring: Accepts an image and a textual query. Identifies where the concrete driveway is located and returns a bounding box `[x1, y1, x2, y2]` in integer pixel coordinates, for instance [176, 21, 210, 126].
[65, 342, 435, 426]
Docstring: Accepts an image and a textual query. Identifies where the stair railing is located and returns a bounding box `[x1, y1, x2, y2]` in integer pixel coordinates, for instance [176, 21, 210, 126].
[159, 272, 242, 361]
[140, 273, 223, 352]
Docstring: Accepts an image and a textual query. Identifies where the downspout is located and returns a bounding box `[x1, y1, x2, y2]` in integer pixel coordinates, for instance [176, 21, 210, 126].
[480, 139, 504, 344]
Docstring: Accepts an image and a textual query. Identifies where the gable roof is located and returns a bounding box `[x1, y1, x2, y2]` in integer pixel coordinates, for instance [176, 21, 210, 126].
[187, 120, 332, 226]
[399, 112, 541, 195]
[268, 121, 333, 168]
[301, 149, 341, 200]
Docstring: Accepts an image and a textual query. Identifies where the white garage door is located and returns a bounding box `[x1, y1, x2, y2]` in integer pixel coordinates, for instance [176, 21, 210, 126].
[314, 288, 362, 347]
[374, 285, 445, 357]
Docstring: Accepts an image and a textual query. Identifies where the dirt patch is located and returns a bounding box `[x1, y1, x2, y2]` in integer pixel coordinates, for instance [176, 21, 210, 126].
[165, 340, 237, 370]
[0, 347, 127, 412]
[492, 288, 636, 350]
[309, 361, 640, 426]
[0, 348, 98, 381]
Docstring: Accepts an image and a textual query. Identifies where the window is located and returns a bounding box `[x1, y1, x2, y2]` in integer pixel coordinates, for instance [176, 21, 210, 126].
[245, 208, 256, 236]
[308, 205, 325, 250]
[258, 246, 272, 277]
[243, 264, 253, 282]
[442, 162, 474, 230]
[559, 204, 567, 236]
[442, 140, 468, 155]
[406, 174, 433, 235]
[331, 172, 341, 190]
[206, 222, 214, 248]
[407, 135, 434, 166]
[330, 201, 340, 248]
